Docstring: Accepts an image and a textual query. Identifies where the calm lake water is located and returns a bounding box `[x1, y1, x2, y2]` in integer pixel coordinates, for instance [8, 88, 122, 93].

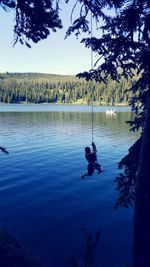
[0, 104, 138, 267]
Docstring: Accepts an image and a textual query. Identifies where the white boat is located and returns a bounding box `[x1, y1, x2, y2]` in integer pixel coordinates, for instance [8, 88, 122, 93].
[106, 108, 117, 115]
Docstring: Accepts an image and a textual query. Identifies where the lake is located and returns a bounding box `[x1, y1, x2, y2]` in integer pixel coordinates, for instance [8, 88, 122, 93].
[0, 104, 138, 267]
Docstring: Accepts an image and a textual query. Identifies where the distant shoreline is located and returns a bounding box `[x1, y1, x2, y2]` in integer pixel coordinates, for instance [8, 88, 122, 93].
[0, 101, 129, 107]
[0, 73, 132, 106]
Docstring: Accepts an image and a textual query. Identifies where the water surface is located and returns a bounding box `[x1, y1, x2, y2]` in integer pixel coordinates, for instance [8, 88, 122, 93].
[0, 104, 137, 267]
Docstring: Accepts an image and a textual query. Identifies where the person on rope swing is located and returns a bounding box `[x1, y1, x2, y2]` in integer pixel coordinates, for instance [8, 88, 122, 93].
[81, 142, 102, 179]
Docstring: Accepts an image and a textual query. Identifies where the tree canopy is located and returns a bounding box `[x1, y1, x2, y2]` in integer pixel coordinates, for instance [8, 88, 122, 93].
[65, 0, 150, 204]
[66, 2, 150, 266]
[0, 0, 62, 46]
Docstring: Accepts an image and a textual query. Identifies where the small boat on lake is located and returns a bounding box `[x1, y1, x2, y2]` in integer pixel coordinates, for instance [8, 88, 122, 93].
[106, 108, 117, 115]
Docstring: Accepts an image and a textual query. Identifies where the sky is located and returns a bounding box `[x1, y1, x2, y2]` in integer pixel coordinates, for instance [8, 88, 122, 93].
[0, 2, 94, 75]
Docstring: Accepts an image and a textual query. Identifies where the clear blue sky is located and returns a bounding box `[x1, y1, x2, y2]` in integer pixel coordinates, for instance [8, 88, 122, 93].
[0, 3, 93, 75]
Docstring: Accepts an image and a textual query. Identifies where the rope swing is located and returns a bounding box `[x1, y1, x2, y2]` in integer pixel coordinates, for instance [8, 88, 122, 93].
[90, 12, 94, 143]
[80, 14, 103, 178]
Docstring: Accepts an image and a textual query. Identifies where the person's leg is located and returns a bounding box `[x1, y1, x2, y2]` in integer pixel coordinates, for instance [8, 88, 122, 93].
[88, 163, 94, 176]
[95, 162, 102, 174]
[81, 163, 94, 178]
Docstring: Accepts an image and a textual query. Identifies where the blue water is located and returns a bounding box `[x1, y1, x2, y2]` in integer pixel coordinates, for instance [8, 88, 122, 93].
[0, 104, 137, 267]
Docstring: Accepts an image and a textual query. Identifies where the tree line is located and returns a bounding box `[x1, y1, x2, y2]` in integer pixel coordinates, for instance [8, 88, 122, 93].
[0, 72, 133, 105]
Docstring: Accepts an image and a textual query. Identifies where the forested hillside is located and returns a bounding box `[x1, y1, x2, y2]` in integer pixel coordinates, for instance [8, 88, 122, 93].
[0, 72, 133, 105]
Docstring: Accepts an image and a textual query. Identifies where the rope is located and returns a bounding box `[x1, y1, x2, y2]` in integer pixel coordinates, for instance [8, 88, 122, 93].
[91, 98, 94, 143]
[90, 12, 94, 143]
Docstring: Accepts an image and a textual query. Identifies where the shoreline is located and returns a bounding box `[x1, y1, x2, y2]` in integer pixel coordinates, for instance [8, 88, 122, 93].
[0, 101, 129, 107]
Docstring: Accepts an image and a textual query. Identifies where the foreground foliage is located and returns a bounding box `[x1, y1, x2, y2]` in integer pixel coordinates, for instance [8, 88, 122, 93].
[0, 229, 42, 267]
[66, 1, 150, 266]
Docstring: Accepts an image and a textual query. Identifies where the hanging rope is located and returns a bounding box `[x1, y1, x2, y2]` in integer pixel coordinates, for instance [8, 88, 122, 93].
[90, 11, 94, 143]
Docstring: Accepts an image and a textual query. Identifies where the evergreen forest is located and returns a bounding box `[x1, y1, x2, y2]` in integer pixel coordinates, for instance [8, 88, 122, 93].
[0, 72, 133, 105]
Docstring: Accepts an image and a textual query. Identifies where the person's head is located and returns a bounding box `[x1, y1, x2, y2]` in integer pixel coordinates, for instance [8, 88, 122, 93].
[85, 147, 91, 153]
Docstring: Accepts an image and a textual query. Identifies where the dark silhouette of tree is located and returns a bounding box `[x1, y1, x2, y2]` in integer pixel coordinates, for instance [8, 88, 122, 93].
[0, 146, 9, 154]
[65, 1, 150, 266]
[0, 0, 62, 46]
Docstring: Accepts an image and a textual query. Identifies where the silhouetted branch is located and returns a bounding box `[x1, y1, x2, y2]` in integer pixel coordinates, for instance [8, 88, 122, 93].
[0, 146, 9, 154]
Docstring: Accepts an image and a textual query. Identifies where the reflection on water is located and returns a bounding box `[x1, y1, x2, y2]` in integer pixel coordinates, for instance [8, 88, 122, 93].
[0, 106, 138, 267]
[0, 110, 134, 136]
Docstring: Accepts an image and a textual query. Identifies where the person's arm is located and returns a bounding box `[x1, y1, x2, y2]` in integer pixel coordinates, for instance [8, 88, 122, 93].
[91, 142, 97, 153]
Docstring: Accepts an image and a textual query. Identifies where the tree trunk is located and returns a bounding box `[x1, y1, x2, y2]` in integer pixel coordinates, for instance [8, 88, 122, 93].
[133, 93, 150, 267]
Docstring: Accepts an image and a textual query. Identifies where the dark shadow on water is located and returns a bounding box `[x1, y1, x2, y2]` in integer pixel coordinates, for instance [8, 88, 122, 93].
[67, 227, 101, 267]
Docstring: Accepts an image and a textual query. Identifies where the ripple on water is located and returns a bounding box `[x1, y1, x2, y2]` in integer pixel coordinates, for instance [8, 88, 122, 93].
[0, 109, 136, 267]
